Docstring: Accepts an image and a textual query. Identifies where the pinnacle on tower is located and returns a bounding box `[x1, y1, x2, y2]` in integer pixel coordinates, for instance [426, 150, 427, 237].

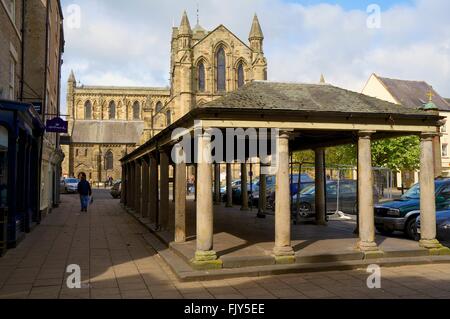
[320, 74, 326, 84]
[179, 11, 192, 35]
[68, 70, 76, 83]
[249, 14, 264, 40]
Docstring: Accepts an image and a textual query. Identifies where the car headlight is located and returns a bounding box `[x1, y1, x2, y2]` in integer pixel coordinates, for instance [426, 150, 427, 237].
[386, 209, 401, 217]
[442, 223, 450, 230]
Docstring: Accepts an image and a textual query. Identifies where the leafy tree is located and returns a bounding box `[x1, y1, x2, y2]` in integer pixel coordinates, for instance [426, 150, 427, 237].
[291, 135, 419, 172]
[371, 136, 420, 171]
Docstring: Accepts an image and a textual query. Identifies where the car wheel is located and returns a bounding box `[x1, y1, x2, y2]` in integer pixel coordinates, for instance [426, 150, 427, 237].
[405, 217, 419, 240]
[376, 226, 394, 236]
[298, 202, 312, 217]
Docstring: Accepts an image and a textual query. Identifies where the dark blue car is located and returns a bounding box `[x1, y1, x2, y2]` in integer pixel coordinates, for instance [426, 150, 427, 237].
[375, 178, 450, 239]
[416, 210, 450, 246]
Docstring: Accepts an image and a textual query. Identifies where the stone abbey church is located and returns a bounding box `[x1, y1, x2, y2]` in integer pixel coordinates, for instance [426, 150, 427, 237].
[61, 12, 267, 182]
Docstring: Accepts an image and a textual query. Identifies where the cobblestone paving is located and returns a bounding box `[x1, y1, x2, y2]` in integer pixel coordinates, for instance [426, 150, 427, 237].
[1, 190, 450, 299]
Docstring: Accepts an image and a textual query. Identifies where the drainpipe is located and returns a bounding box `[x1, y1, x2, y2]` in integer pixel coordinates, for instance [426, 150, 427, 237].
[19, 0, 25, 100]
[37, 2, 51, 217]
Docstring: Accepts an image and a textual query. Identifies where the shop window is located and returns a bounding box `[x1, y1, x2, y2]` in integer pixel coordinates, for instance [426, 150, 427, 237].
[0, 126, 8, 208]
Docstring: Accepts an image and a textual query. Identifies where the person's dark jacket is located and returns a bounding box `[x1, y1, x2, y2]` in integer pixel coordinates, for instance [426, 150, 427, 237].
[77, 180, 92, 196]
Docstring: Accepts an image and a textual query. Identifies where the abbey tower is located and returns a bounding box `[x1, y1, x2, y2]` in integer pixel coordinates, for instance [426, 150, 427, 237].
[62, 12, 267, 182]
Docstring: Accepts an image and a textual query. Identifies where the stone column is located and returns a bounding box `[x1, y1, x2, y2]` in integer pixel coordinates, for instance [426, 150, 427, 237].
[419, 133, 441, 249]
[241, 162, 249, 211]
[174, 144, 187, 243]
[149, 153, 159, 227]
[159, 151, 170, 230]
[257, 159, 267, 218]
[141, 158, 150, 218]
[172, 165, 176, 202]
[357, 131, 378, 252]
[193, 133, 221, 268]
[226, 163, 233, 207]
[433, 134, 442, 178]
[214, 164, 221, 205]
[135, 160, 142, 216]
[315, 148, 327, 225]
[194, 164, 198, 202]
[273, 132, 295, 262]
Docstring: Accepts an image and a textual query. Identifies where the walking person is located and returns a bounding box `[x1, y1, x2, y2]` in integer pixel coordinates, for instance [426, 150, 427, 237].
[77, 172, 92, 212]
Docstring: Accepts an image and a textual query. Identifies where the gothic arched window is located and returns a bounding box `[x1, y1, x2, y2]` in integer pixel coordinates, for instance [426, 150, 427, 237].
[216, 47, 226, 92]
[105, 150, 113, 171]
[155, 101, 163, 113]
[108, 101, 116, 120]
[237, 62, 245, 88]
[84, 101, 92, 119]
[198, 62, 205, 92]
[166, 110, 172, 126]
[132, 101, 140, 120]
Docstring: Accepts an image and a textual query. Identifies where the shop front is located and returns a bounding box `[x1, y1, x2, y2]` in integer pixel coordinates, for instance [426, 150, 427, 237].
[0, 100, 44, 255]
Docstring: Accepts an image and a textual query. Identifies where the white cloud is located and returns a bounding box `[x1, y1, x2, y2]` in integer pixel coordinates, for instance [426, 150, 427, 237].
[60, 0, 450, 115]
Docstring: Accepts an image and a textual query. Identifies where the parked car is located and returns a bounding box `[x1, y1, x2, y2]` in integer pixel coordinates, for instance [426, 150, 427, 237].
[291, 180, 359, 217]
[266, 174, 314, 211]
[290, 174, 314, 195]
[416, 210, 450, 245]
[60, 178, 79, 194]
[250, 175, 276, 206]
[375, 178, 450, 239]
[110, 180, 122, 199]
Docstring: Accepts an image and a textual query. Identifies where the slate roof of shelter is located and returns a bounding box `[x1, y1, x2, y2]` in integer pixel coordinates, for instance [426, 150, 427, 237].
[199, 81, 438, 116]
[376, 76, 450, 111]
[71, 120, 144, 144]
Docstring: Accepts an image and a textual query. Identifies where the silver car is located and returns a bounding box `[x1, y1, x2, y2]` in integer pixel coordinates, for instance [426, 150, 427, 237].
[61, 178, 79, 194]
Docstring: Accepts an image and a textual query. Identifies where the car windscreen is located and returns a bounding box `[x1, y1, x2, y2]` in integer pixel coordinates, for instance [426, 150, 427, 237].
[300, 184, 315, 195]
[65, 179, 79, 184]
[401, 183, 420, 199]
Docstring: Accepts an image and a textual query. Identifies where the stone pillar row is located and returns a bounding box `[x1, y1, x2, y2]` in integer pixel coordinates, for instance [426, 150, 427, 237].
[121, 129, 443, 270]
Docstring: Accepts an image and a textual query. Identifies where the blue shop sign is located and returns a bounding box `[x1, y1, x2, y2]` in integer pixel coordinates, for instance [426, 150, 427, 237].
[46, 117, 68, 133]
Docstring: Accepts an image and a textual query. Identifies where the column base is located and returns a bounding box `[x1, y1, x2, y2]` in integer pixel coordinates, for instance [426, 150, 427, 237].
[240, 207, 250, 211]
[225, 202, 233, 208]
[356, 240, 379, 252]
[273, 246, 295, 264]
[419, 238, 445, 249]
[315, 219, 327, 226]
[256, 211, 266, 218]
[191, 250, 223, 270]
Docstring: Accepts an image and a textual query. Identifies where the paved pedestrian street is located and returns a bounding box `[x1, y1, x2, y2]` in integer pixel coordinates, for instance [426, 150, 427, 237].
[1, 190, 450, 299]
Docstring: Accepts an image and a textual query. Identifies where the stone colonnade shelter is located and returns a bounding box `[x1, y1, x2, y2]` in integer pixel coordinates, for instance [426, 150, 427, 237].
[120, 81, 448, 270]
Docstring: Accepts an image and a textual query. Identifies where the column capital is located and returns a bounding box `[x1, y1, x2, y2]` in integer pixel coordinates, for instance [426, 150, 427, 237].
[358, 130, 376, 138]
[277, 131, 293, 141]
[420, 132, 439, 140]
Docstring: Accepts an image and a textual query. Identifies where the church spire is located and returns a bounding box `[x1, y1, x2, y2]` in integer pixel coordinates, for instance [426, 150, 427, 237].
[179, 11, 192, 35]
[249, 14, 264, 40]
[68, 70, 76, 83]
[319, 74, 326, 84]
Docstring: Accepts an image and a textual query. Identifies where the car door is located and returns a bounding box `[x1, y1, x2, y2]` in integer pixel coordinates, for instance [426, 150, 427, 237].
[436, 184, 450, 210]
[339, 182, 356, 213]
[326, 183, 338, 212]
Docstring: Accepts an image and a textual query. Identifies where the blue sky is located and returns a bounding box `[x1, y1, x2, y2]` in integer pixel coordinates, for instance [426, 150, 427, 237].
[283, 0, 414, 10]
[60, 0, 450, 114]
